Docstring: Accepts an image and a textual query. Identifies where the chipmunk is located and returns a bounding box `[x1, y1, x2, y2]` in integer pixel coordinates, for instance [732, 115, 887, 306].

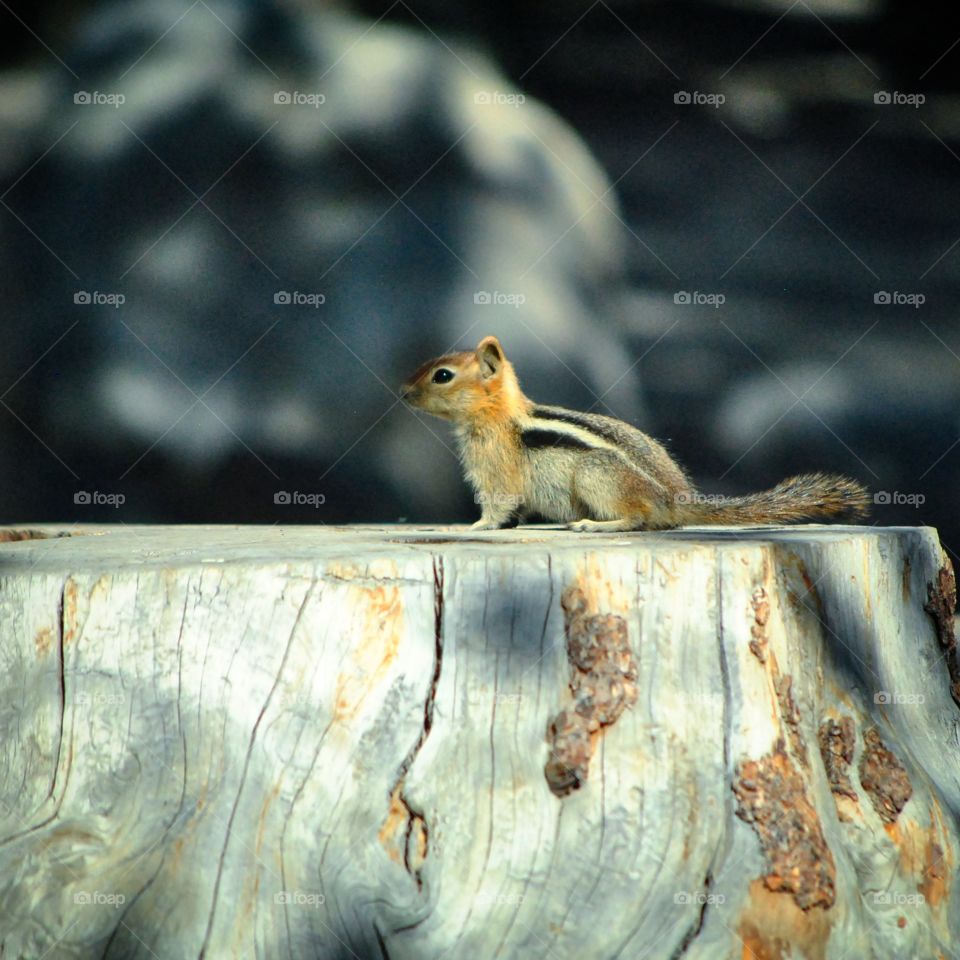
[400, 335, 870, 532]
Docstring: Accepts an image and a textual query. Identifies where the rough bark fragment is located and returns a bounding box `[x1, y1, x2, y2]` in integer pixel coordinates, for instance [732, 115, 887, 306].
[924, 561, 959, 707]
[859, 727, 913, 824]
[733, 743, 836, 910]
[0, 528, 73, 542]
[817, 716, 857, 802]
[749, 585, 770, 662]
[775, 674, 808, 767]
[902, 555, 912, 602]
[545, 585, 638, 797]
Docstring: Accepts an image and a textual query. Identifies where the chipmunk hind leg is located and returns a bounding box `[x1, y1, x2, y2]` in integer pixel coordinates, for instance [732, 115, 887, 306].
[568, 452, 674, 532]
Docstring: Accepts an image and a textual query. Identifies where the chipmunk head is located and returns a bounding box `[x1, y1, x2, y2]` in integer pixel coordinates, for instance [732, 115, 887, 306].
[400, 335, 526, 424]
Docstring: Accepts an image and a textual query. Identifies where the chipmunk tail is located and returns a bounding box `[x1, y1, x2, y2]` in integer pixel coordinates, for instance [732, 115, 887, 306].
[675, 473, 871, 526]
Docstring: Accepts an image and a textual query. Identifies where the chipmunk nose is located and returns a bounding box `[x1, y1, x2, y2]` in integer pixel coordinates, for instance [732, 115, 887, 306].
[399, 385, 412, 401]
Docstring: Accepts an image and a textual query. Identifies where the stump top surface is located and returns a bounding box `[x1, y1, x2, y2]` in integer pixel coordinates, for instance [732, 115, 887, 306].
[0, 523, 936, 572]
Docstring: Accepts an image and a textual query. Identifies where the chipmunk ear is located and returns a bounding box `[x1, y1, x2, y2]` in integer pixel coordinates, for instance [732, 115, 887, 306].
[476, 336, 505, 379]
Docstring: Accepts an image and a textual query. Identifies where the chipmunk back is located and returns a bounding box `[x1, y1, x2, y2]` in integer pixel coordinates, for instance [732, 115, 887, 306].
[400, 335, 870, 532]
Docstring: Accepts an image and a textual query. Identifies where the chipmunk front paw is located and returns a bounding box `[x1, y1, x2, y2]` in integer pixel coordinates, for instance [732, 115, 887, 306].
[568, 518, 638, 533]
[470, 518, 506, 531]
[568, 518, 604, 532]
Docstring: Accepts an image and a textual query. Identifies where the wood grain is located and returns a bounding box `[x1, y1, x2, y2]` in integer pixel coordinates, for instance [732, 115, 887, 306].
[0, 524, 956, 959]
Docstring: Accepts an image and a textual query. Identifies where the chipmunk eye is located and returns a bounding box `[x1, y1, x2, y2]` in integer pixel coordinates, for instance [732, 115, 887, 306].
[432, 368, 455, 384]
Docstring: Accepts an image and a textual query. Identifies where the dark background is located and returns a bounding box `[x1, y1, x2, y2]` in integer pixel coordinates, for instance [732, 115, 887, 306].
[1, 0, 957, 560]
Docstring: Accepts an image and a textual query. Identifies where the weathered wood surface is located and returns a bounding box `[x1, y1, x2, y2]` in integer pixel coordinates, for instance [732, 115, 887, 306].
[0, 523, 957, 960]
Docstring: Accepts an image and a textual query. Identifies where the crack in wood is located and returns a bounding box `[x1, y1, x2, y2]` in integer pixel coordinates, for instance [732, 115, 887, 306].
[671, 870, 715, 959]
[379, 557, 444, 890]
[49, 581, 67, 806]
[198, 581, 314, 958]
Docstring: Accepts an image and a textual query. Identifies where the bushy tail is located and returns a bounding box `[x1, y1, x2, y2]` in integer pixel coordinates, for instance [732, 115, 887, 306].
[675, 473, 870, 526]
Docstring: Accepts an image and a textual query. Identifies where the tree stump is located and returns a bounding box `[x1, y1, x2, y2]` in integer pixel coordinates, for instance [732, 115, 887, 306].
[0, 523, 957, 959]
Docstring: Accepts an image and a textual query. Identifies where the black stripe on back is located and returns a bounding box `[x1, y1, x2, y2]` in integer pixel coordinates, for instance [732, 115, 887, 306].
[521, 428, 594, 451]
[531, 405, 623, 445]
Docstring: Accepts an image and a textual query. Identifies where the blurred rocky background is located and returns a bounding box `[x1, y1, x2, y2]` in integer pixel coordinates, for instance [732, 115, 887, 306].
[0, 0, 957, 559]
